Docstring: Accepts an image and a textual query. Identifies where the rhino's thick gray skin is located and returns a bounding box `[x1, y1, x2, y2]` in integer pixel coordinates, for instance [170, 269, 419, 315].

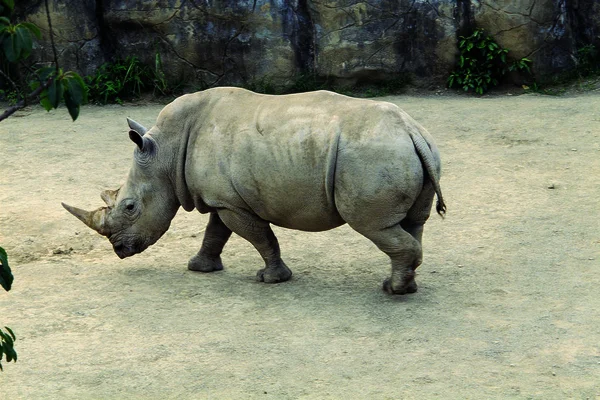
[63, 87, 445, 295]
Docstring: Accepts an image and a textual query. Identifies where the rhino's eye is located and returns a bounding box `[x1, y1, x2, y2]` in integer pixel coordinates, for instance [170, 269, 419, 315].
[126, 204, 135, 211]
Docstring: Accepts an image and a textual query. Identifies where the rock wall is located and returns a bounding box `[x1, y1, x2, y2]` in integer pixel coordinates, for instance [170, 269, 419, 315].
[15, 0, 600, 89]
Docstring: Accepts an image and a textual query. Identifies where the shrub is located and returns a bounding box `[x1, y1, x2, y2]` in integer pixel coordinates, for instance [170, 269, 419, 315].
[86, 56, 152, 104]
[448, 29, 532, 94]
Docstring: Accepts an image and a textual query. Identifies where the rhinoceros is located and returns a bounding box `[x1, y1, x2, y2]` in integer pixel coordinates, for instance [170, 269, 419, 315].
[63, 87, 445, 294]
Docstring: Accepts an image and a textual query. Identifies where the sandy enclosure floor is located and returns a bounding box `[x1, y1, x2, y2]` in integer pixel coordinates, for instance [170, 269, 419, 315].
[1, 92, 599, 399]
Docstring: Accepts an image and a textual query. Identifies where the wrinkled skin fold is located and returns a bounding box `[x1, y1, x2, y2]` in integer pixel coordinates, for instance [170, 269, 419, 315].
[63, 87, 445, 295]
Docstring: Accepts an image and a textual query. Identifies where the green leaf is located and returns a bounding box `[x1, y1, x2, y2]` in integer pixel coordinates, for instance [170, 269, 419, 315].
[48, 78, 64, 109]
[0, 246, 13, 292]
[4, 327, 15, 342]
[0, 16, 10, 27]
[2, 333, 13, 348]
[63, 73, 87, 104]
[40, 91, 53, 111]
[2, 0, 14, 11]
[15, 25, 32, 59]
[37, 66, 56, 82]
[2, 32, 17, 62]
[63, 90, 80, 121]
[19, 22, 41, 39]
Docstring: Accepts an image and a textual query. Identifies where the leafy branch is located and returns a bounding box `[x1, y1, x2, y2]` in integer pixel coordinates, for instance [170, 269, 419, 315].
[0, 247, 16, 371]
[0, 0, 86, 122]
[0, 326, 17, 371]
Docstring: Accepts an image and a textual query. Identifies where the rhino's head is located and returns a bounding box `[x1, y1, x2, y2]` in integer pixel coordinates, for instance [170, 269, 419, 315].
[62, 118, 180, 259]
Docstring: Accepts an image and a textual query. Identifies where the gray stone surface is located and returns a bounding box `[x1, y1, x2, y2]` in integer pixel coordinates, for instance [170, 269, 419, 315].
[14, 0, 600, 89]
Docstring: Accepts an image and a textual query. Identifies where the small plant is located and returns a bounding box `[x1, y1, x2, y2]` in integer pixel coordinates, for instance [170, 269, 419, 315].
[574, 44, 599, 77]
[152, 52, 177, 96]
[0, 88, 19, 104]
[245, 73, 410, 97]
[448, 29, 532, 94]
[86, 56, 152, 104]
[245, 75, 279, 95]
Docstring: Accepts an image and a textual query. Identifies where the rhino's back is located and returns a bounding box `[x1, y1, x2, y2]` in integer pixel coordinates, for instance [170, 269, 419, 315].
[180, 88, 424, 231]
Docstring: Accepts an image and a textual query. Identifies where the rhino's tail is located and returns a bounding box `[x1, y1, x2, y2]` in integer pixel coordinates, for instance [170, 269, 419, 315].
[409, 131, 447, 218]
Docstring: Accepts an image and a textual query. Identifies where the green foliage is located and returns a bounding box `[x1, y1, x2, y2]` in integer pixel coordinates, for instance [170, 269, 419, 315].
[245, 73, 410, 98]
[522, 44, 600, 95]
[0, 0, 14, 15]
[30, 67, 87, 120]
[574, 44, 600, 77]
[86, 56, 153, 104]
[0, 246, 12, 292]
[152, 52, 180, 96]
[0, 326, 17, 371]
[345, 76, 412, 98]
[0, 87, 19, 104]
[0, 247, 16, 372]
[245, 75, 279, 95]
[448, 29, 532, 95]
[85, 55, 180, 104]
[0, 5, 86, 122]
[0, 18, 41, 62]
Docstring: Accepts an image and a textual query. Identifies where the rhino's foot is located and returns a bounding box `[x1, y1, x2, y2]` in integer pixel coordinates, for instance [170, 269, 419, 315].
[188, 253, 224, 273]
[382, 278, 418, 295]
[256, 261, 292, 283]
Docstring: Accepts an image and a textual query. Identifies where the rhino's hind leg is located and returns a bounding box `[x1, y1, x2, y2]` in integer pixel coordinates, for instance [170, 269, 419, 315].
[216, 209, 292, 283]
[357, 223, 423, 295]
[188, 213, 232, 272]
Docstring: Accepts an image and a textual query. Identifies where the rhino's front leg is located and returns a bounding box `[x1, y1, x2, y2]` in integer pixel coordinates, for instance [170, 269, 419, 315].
[188, 213, 232, 272]
[217, 209, 292, 283]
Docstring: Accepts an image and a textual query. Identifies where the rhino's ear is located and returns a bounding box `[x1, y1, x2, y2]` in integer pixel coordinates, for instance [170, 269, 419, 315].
[129, 130, 156, 156]
[127, 118, 148, 135]
[129, 129, 145, 150]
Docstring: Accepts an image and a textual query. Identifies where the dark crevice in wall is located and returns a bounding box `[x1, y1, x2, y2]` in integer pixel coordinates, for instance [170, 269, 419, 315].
[565, 0, 600, 48]
[283, 0, 315, 75]
[454, 0, 474, 37]
[95, 0, 116, 61]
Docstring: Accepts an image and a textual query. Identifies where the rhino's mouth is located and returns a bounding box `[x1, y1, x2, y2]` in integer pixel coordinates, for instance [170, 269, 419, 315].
[111, 236, 147, 259]
[113, 242, 136, 259]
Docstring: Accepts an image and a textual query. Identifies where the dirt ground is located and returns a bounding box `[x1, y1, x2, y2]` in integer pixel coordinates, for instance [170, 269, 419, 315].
[1, 90, 599, 399]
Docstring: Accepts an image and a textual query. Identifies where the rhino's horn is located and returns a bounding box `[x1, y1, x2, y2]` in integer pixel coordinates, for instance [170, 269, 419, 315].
[101, 189, 119, 207]
[127, 118, 148, 135]
[61, 202, 109, 236]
